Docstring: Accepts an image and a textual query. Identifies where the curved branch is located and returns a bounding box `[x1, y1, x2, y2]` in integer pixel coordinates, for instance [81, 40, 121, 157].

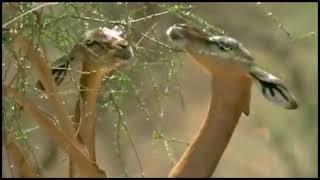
[3, 130, 37, 177]
[3, 87, 106, 177]
[11, 33, 77, 139]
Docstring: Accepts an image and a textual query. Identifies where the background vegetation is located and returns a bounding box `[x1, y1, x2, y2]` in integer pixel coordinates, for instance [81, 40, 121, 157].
[2, 2, 317, 177]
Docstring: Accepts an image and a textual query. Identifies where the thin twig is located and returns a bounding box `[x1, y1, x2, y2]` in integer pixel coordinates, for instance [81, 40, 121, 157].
[131, 11, 169, 23]
[152, 130, 177, 165]
[42, 14, 68, 27]
[109, 92, 145, 177]
[2, 2, 58, 28]
[70, 10, 170, 26]
[69, 15, 125, 25]
[123, 125, 145, 177]
[135, 23, 158, 47]
[163, 139, 177, 165]
[167, 138, 190, 145]
[138, 32, 182, 52]
[114, 71, 152, 121]
[33, 9, 43, 49]
[110, 92, 129, 177]
[256, 3, 294, 40]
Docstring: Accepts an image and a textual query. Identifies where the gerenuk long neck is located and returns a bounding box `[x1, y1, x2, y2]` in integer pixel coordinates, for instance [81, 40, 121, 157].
[169, 59, 252, 177]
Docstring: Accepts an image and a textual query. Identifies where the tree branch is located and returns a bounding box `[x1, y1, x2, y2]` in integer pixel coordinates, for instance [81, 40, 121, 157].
[3, 130, 38, 177]
[3, 86, 106, 177]
[2, 2, 58, 28]
[11, 33, 77, 139]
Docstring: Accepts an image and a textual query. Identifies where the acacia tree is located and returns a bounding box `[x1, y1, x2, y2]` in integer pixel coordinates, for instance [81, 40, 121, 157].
[2, 2, 224, 177]
[2, 2, 316, 178]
